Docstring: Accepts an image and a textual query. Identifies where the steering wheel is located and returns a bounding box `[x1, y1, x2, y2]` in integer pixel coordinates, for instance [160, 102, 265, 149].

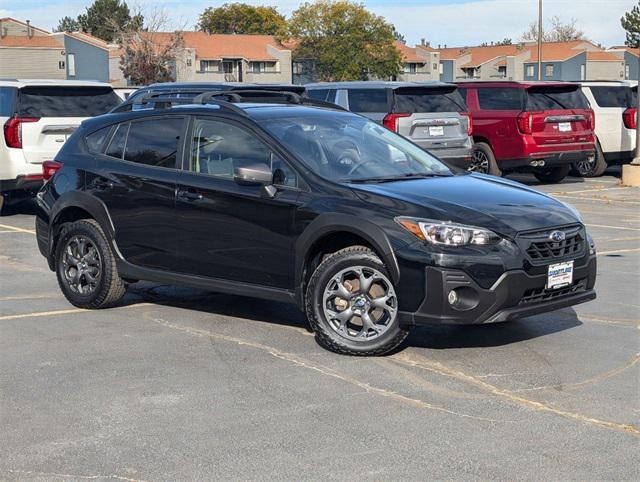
[346, 158, 378, 177]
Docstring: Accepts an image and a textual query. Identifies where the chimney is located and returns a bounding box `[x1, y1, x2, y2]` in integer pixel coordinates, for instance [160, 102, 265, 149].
[0, 20, 5, 39]
[421, 38, 425, 46]
[26, 20, 33, 39]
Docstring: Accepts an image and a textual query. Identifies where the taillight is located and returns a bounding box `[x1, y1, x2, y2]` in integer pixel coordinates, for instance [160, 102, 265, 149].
[461, 112, 473, 136]
[3, 117, 39, 148]
[382, 113, 410, 132]
[623, 108, 637, 129]
[516, 111, 533, 135]
[586, 110, 595, 131]
[42, 160, 63, 181]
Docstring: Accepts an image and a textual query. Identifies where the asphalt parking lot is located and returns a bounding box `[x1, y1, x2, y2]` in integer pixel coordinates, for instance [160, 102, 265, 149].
[0, 170, 638, 481]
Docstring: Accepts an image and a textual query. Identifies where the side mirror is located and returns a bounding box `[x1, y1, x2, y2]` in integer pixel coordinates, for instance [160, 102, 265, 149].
[233, 162, 273, 186]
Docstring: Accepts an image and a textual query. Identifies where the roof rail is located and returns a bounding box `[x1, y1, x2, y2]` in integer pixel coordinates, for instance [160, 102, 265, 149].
[132, 91, 247, 116]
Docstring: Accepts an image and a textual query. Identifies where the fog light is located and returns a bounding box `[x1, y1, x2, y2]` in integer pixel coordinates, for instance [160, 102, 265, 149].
[447, 290, 458, 305]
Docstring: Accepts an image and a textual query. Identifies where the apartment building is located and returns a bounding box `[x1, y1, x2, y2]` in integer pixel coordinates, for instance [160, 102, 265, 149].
[0, 18, 110, 81]
[393, 41, 440, 81]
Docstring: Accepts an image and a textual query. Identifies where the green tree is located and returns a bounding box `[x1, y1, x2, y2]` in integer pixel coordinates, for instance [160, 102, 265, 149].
[77, 0, 143, 42]
[198, 3, 286, 35]
[53, 16, 81, 33]
[283, 0, 402, 82]
[621, 1, 640, 48]
[479, 38, 512, 47]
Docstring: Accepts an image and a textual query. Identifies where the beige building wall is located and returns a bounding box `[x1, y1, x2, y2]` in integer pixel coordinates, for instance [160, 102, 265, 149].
[0, 47, 66, 79]
[586, 60, 625, 80]
[0, 19, 48, 37]
[109, 56, 127, 86]
[397, 51, 440, 81]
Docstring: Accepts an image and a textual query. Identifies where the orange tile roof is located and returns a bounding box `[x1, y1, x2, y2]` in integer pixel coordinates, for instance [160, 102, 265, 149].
[395, 41, 427, 63]
[608, 46, 639, 57]
[440, 44, 521, 67]
[0, 35, 62, 48]
[149, 32, 286, 61]
[586, 50, 623, 61]
[525, 40, 597, 62]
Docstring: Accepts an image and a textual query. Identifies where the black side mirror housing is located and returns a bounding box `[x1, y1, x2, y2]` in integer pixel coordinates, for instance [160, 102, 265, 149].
[233, 163, 273, 186]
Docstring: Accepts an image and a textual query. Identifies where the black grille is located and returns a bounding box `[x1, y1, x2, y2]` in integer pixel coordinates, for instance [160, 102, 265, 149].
[519, 225, 585, 263]
[519, 278, 587, 305]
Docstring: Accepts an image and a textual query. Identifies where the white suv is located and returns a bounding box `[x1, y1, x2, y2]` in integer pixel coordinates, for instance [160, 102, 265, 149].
[574, 80, 637, 177]
[1, 80, 121, 213]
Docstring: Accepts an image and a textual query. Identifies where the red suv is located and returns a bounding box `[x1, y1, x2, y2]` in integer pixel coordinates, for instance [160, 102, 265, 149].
[458, 82, 595, 183]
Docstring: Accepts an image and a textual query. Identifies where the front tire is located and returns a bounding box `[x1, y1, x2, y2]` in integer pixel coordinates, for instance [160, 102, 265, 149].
[305, 246, 409, 356]
[533, 165, 570, 184]
[55, 219, 127, 309]
[571, 143, 608, 178]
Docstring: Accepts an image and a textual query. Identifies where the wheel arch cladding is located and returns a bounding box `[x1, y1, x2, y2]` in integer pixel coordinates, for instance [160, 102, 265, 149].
[294, 214, 400, 306]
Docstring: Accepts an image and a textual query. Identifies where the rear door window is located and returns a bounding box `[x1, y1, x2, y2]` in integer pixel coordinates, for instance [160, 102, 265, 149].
[526, 86, 589, 110]
[0, 87, 17, 116]
[477, 88, 523, 110]
[394, 87, 467, 113]
[589, 86, 633, 108]
[105, 123, 129, 159]
[124, 118, 184, 168]
[16, 86, 121, 117]
[347, 89, 389, 112]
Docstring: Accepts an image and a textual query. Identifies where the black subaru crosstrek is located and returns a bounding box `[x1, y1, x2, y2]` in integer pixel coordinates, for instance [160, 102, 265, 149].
[35, 91, 597, 356]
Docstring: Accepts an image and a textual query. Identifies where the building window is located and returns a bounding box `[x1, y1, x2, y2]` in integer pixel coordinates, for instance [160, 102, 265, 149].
[580, 64, 586, 80]
[58, 61, 66, 70]
[545, 64, 554, 77]
[250, 61, 276, 73]
[439, 62, 444, 74]
[625, 64, 630, 80]
[186, 58, 192, 67]
[526, 65, 535, 77]
[293, 62, 304, 75]
[200, 60, 220, 73]
[498, 65, 507, 77]
[404, 63, 417, 74]
[67, 54, 76, 76]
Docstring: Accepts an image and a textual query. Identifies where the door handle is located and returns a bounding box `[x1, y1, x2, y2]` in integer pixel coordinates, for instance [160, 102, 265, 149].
[178, 189, 203, 201]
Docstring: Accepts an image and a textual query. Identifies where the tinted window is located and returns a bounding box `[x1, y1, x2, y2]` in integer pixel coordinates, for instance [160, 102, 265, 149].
[0, 87, 17, 116]
[348, 89, 389, 112]
[124, 118, 183, 168]
[306, 89, 331, 101]
[590, 86, 633, 108]
[16, 87, 121, 117]
[394, 87, 466, 113]
[526, 87, 589, 110]
[105, 123, 128, 159]
[477, 88, 523, 110]
[190, 117, 296, 187]
[86, 126, 112, 154]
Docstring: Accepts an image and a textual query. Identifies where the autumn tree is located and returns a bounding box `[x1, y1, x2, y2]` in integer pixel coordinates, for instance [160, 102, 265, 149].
[283, 0, 402, 82]
[521, 16, 586, 43]
[117, 12, 184, 85]
[198, 3, 286, 35]
[621, 1, 640, 48]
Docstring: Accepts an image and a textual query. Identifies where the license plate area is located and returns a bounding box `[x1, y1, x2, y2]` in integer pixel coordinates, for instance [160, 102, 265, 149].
[558, 122, 572, 132]
[547, 260, 574, 289]
[428, 126, 445, 136]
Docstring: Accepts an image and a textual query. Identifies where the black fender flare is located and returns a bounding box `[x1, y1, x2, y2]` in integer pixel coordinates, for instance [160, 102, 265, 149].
[48, 192, 116, 258]
[294, 213, 400, 306]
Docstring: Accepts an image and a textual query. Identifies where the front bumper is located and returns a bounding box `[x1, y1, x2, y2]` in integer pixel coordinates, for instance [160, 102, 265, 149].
[398, 254, 597, 326]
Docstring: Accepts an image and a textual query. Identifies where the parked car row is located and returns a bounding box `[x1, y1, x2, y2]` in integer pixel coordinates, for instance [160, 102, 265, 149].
[1, 78, 636, 214]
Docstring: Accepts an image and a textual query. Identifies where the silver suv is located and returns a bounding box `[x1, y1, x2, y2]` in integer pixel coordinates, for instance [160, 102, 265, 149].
[305, 81, 473, 169]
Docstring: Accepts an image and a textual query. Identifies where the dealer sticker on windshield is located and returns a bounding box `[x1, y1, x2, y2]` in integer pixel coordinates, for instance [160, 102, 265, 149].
[558, 122, 572, 132]
[428, 126, 445, 136]
[547, 260, 574, 289]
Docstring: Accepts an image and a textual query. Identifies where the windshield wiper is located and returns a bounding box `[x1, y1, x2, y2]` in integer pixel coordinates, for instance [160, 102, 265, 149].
[345, 172, 451, 183]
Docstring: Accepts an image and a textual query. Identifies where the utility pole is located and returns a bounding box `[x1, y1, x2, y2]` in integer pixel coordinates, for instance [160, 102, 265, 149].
[537, 0, 542, 80]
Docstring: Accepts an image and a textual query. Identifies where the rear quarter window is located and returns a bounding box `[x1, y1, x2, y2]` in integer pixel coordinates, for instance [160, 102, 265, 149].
[347, 89, 389, 112]
[394, 88, 467, 113]
[16, 86, 121, 117]
[0, 87, 17, 116]
[589, 86, 633, 108]
[526, 87, 590, 110]
[85, 126, 113, 154]
[124, 118, 184, 168]
[477, 87, 523, 110]
[306, 89, 332, 102]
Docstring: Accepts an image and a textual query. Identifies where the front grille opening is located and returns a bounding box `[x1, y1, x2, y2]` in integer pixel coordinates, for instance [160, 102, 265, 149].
[526, 232, 584, 260]
[519, 278, 587, 305]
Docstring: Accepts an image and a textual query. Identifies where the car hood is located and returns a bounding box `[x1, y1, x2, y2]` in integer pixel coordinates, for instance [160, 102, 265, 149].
[349, 173, 580, 237]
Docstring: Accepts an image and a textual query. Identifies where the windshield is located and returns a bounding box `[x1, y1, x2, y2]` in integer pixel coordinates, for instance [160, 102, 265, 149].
[257, 111, 452, 183]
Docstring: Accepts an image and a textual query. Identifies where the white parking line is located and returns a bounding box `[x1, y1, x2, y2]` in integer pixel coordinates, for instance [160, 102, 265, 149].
[0, 223, 36, 234]
[597, 247, 640, 256]
[554, 194, 640, 205]
[549, 186, 629, 195]
[586, 223, 640, 232]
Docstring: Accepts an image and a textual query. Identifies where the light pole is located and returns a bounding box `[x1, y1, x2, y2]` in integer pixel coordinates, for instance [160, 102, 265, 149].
[537, 0, 542, 80]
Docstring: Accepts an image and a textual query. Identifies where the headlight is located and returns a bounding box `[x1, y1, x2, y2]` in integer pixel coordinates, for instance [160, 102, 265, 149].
[396, 217, 501, 246]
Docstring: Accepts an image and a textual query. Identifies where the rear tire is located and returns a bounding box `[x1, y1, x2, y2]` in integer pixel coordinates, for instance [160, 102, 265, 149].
[305, 246, 409, 356]
[533, 165, 570, 184]
[571, 143, 608, 178]
[470, 142, 502, 176]
[55, 219, 127, 309]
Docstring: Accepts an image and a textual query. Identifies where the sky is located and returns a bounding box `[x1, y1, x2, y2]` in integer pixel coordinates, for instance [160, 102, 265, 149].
[0, 0, 635, 48]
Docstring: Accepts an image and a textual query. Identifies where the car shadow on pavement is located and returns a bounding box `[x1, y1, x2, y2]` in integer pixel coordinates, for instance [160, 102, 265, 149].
[123, 282, 583, 350]
[402, 309, 582, 350]
[0, 196, 38, 216]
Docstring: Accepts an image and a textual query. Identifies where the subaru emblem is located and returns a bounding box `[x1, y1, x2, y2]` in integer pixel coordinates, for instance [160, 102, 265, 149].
[549, 230, 566, 242]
